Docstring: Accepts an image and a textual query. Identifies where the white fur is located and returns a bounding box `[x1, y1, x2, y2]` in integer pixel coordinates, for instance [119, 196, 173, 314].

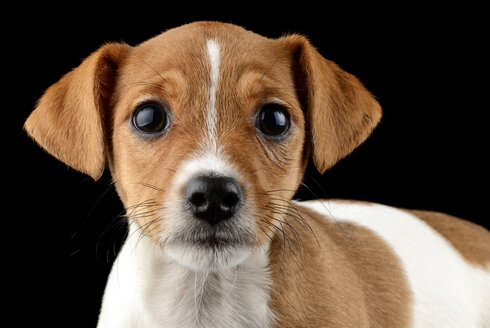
[98, 198, 490, 327]
[300, 200, 490, 328]
[172, 150, 240, 188]
[205, 39, 220, 153]
[98, 150, 272, 327]
[160, 151, 258, 272]
[97, 225, 273, 328]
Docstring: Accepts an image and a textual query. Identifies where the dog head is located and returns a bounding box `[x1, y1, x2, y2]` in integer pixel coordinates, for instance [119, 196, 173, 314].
[25, 22, 381, 271]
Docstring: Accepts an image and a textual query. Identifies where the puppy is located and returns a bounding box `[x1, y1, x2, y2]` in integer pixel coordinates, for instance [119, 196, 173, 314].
[25, 21, 490, 327]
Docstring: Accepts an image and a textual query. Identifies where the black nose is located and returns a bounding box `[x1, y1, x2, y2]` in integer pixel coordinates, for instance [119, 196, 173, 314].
[184, 175, 243, 225]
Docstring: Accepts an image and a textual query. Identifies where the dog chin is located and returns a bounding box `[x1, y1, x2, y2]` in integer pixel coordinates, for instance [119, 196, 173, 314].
[164, 240, 253, 272]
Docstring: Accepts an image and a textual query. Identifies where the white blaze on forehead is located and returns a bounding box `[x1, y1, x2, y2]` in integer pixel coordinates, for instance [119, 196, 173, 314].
[205, 39, 220, 153]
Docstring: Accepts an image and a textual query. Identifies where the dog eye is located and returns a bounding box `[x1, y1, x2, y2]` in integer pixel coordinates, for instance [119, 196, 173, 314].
[132, 103, 170, 134]
[255, 103, 290, 138]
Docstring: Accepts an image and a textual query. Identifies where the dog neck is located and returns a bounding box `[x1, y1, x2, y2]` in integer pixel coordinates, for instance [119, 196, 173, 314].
[101, 223, 274, 327]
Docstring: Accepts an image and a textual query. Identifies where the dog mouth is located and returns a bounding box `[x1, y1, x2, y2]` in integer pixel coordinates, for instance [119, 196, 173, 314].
[189, 235, 237, 248]
[163, 219, 255, 271]
[172, 223, 252, 249]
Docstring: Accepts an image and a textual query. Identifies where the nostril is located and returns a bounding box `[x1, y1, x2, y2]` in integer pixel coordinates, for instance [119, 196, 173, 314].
[189, 192, 207, 208]
[222, 192, 240, 209]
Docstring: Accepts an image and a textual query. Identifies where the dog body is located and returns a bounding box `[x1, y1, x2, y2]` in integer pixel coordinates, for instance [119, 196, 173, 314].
[25, 22, 490, 327]
[97, 200, 490, 327]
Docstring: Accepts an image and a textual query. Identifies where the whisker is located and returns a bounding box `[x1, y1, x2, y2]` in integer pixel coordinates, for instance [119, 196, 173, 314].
[263, 197, 321, 247]
[120, 198, 164, 247]
[257, 212, 301, 255]
[262, 212, 303, 252]
[301, 171, 328, 199]
[106, 218, 129, 263]
[71, 181, 116, 240]
[137, 218, 162, 244]
[265, 201, 311, 230]
[95, 213, 128, 263]
[258, 54, 283, 83]
[132, 182, 165, 192]
[259, 189, 299, 194]
[257, 217, 287, 257]
[127, 204, 163, 217]
[256, 224, 274, 244]
[125, 199, 158, 214]
[125, 216, 161, 249]
[295, 175, 348, 232]
[134, 55, 168, 84]
[128, 208, 163, 229]
[256, 217, 277, 239]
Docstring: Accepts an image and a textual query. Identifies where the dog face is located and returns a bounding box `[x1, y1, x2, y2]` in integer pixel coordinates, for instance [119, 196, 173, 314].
[25, 22, 381, 271]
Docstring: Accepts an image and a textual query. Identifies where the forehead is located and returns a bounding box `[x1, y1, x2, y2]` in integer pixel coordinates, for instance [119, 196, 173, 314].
[117, 22, 294, 102]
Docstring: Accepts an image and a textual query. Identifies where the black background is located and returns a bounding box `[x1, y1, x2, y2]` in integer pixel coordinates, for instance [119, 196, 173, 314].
[7, 4, 488, 326]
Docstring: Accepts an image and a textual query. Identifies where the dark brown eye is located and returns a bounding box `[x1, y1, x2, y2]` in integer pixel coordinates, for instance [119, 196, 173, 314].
[256, 103, 291, 138]
[132, 103, 170, 134]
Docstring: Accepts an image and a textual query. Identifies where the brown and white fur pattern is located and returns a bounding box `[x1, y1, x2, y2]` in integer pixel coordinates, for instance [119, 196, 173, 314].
[25, 22, 490, 327]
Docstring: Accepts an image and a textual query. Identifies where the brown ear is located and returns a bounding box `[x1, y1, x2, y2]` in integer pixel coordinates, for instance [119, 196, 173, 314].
[24, 42, 130, 180]
[281, 35, 382, 173]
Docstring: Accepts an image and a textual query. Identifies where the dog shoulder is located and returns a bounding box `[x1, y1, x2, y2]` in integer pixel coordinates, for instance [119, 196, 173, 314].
[298, 199, 490, 327]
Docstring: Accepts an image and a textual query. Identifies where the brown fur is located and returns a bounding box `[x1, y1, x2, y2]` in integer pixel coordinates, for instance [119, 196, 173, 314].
[25, 22, 382, 245]
[410, 209, 490, 268]
[280, 35, 382, 173]
[24, 43, 130, 180]
[268, 204, 412, 328]
[106, 23, 310, 240]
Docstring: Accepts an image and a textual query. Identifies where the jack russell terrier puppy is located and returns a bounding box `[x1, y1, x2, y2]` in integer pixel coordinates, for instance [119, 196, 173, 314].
[25, 21, 489, 327]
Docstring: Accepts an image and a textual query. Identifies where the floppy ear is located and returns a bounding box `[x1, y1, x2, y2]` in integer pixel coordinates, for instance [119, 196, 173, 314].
[24, 42, 130, 180]
[281, 35, 382, 174]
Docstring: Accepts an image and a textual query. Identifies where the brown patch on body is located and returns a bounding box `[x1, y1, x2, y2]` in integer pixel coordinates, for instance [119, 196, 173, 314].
[409, 210, 490, 268]
[268, 204, 412, 328]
